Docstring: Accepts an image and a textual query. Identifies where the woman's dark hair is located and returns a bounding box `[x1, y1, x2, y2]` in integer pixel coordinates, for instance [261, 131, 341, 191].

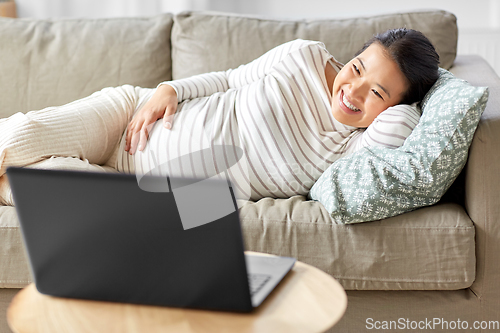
[355, 28, 440, 105]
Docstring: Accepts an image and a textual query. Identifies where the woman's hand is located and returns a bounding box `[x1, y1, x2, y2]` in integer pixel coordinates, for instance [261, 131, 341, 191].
[125, 84, 178, 155]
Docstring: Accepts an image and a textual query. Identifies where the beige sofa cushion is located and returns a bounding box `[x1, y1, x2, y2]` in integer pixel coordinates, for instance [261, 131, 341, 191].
[171, 10, 457, 80]
[0, 207, 31, 288]
[240, 199, 475, 291]
[1, 200, 475, 291]
[0, 14, 173, 119]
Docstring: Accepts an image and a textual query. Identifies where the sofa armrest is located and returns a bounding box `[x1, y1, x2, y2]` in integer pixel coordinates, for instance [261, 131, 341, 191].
[450, 55, 500, 306]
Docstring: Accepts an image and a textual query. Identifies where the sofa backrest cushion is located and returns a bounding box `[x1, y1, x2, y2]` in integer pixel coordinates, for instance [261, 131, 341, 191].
[0, 14, 173, 118]
[171, 10, 457, 80]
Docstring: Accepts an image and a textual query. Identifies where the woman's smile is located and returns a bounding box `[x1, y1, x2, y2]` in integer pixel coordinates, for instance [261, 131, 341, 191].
[339, 90, 361, 114]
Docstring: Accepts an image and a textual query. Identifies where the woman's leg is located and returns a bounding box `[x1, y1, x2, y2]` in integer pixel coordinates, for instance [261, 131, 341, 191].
[0, 85, 151, 176]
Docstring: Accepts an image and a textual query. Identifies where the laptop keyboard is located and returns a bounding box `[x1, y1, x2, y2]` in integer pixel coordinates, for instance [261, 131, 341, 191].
[248, 273, 272, 296]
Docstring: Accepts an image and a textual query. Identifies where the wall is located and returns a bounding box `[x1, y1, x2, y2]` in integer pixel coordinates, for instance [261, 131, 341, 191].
[14, 0, 500, 74]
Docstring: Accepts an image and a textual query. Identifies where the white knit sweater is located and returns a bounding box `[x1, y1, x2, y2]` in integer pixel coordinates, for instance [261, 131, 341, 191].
[117, 39, 420, 201]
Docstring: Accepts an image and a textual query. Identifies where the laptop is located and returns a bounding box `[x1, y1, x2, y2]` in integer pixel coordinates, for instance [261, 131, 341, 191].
[7, 166, 296, 312]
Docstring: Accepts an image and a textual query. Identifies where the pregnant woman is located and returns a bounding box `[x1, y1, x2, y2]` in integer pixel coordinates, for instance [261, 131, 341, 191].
[0, 28, 439, 204]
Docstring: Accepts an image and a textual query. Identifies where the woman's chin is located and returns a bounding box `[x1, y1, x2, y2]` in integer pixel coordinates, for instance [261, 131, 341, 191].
[331, 108, 355, 127]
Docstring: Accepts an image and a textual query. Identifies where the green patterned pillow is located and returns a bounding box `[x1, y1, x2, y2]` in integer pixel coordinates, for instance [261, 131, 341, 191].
[308, 69, 489, 224]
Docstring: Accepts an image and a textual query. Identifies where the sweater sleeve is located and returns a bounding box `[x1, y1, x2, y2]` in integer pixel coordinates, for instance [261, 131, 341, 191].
[346, 103, 421, 152]
[157, 39, 322, 103]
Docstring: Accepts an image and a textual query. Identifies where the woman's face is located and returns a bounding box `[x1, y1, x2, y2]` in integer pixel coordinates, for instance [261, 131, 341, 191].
[331, 43, 408, 128]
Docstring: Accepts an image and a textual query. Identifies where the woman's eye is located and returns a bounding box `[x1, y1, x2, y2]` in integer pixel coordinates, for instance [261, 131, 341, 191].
[353, 64, 360, 74]
[372, 89, 384, 100]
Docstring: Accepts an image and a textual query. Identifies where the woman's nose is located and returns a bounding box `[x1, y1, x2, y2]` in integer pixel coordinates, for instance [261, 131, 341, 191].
[349, 81, 367, 102]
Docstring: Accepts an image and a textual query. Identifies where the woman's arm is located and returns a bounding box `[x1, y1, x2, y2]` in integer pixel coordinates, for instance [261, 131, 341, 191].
[161, 39, 322, 102]
[347, 103, 421, 152]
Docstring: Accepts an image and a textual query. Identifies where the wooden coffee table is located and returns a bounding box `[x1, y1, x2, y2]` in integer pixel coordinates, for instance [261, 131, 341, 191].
[7, 257, 347, 333]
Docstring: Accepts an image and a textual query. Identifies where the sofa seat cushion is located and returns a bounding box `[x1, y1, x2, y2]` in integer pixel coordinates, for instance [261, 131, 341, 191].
[239, 197, 475, 291]
[2, 197, 475, 291]
[0, 206, 31, 288]
[171, 10, 457, 80]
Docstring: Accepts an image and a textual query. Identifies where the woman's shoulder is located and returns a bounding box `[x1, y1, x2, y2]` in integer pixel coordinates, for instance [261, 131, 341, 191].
[283, 38, 327, 50]
[260, 39, 324, 61]
[277, 39, 336, 62]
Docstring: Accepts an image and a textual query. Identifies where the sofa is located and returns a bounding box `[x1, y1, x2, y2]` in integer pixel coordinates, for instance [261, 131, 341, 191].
[0, 9, 499, 333]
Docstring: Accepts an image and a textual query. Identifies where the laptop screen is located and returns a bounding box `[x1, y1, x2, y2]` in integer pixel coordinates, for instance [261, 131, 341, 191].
[8, 167, 254, 312]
